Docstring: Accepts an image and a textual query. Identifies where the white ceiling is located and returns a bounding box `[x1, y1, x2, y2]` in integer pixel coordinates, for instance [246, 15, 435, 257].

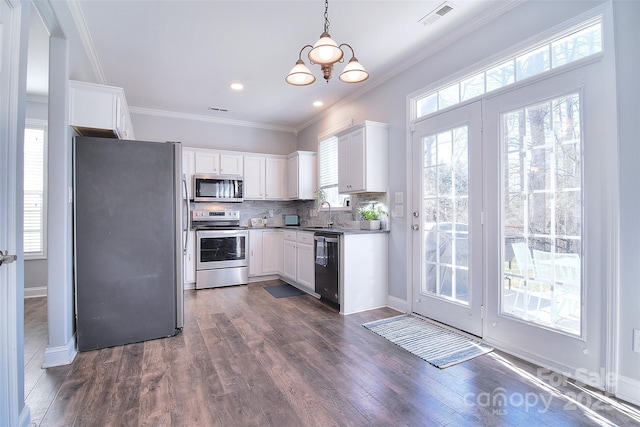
[28, 0, 519, 132]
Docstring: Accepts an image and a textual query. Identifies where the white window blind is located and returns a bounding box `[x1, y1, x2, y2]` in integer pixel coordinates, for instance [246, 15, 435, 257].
[318, 136, 338, 189]
[24, 124, 47, 258]
[318, 136, 349, 207]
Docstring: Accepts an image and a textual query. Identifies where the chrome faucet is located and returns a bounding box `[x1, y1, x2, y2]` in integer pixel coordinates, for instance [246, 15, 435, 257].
[318, 201, 333, 227]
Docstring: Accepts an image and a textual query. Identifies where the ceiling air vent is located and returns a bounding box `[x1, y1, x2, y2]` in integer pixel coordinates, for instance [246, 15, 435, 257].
[419, 2, 455, 26]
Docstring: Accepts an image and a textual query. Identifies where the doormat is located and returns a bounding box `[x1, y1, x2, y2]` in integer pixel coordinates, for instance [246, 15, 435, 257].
[263, 283, 306, 299]
[363, 314, 493, 368]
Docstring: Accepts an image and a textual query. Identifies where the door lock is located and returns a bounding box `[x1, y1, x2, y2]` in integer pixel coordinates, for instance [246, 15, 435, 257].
[411, 224, 420, 231]
[0, 250, 17, 267]
[413, 211, 420, 217]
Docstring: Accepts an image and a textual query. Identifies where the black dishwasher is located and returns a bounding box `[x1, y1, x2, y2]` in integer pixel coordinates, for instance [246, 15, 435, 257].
[314, 232, 340, 306]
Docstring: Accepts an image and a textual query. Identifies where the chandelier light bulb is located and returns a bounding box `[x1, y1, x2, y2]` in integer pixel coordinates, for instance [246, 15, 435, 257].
[285, 59, 316, 86]
[339, 57, 369, 83]
[308, 33, 344, 65]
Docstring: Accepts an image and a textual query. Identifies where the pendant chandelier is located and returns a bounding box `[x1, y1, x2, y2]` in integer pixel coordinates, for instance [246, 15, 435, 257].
[286, 0, 369, 86]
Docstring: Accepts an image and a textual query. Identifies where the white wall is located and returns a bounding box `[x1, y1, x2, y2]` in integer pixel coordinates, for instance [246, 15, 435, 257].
[131, 112, 297, 155]
[613, 0, 640, 391]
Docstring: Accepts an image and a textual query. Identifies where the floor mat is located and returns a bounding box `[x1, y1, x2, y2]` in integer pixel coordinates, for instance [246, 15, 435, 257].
[263, 283, 306, 298]
[363, 314, 493, 368]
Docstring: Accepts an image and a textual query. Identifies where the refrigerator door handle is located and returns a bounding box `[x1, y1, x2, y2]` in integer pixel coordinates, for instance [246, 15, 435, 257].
[182, 176, 190, 255]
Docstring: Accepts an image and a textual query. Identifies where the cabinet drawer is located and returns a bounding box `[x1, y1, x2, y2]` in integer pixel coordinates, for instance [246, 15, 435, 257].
[283, 230, 297, 241]
[297, 232, 314, 244]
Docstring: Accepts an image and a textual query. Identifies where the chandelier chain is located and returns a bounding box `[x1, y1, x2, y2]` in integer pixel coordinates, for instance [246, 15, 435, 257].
[324, 0, 330, 33]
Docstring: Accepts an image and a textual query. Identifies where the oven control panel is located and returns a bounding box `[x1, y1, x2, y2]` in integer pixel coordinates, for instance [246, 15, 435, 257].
[192, 209, 240, 222]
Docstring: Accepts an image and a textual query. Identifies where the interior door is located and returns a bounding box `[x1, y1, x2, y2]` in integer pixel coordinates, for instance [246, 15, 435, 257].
[411, 101, 483, 336]
[1, 0, 26, 424]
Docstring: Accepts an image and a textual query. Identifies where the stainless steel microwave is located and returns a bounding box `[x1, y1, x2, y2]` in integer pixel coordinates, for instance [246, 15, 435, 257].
[193, 174, 243, 202]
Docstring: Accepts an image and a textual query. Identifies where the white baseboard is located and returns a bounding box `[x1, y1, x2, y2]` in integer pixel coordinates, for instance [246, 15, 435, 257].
[43, 335, 77, 368]
[386, 295, 408, 314]
[24, 286, 47, 298]
[248, 274, 279, 283]
[183, 282, 195, 290]
[616, 374, 640, 406]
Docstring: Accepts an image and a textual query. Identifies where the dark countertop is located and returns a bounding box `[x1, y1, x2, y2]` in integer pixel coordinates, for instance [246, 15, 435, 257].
[247, 225, 390, 235]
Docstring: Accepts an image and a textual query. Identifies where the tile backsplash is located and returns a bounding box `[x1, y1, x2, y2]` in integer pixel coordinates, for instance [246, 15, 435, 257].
[190, 192, 389, 230]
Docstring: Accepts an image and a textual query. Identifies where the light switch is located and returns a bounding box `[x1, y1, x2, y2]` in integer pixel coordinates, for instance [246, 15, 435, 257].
[395, 192, 404, 204]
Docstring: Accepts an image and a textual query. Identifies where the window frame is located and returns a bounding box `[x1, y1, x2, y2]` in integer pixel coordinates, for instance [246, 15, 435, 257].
[410, 15, 604, 123]
[23, 119, 48, 260]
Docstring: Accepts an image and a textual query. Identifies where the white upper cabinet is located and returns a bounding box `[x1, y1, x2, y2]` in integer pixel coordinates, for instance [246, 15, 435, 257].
[69, 80, 134, 140]
[244, 155, 286, 200]
[265, 157, 286, 200]
[244, 156, 266, 199]
[195, 151, 218, 174]
[337, 121, 388, 193]
[220, 153, 243, 175]
[287, 151, 317, 200]
[194, 151, 243, 176]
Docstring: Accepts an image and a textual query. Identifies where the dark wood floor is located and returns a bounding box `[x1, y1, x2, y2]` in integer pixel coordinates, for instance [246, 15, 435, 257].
[24, 280, 640, 426]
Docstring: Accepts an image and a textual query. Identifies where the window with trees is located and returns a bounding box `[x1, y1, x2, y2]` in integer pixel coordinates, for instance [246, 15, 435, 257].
[502, 93, 582, 335]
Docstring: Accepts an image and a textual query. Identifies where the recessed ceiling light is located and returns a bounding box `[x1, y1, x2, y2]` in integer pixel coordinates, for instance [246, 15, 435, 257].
[230, 83, 244, 90]
[313, 101, 324, 107]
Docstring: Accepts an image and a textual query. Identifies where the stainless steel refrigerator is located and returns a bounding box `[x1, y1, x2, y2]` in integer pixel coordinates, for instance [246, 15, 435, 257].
[73, 136, 184, 351]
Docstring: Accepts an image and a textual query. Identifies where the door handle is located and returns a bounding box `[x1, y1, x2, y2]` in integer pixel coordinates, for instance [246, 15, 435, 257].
[411, 224, 420, 231]
[0, 250, 17, 266]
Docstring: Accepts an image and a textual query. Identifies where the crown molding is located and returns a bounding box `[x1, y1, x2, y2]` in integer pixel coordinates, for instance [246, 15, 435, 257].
[67, 0, 107, 84]
[129, 106, 298, 135]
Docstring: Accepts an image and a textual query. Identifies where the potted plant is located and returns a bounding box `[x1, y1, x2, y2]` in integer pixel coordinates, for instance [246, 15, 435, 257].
[357, 205, 387, 230]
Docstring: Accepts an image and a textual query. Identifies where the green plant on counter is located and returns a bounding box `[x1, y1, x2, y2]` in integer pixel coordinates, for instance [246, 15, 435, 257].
[314, 188, 325, 202]
[357, 205, 387, 221]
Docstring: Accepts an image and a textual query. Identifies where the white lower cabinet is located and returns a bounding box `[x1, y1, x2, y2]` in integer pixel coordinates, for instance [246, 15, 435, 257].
[249, 229, 282, 277]
[296, 233, 315, 290]
[282, 230, 315, 292]
[184, 230, 196, 286]
[340, 233, 388, 315]
[282, 238, 297, 281]
[262, 230, 283, 274]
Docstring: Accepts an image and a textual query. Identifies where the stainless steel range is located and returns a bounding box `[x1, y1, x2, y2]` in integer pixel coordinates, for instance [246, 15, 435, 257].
[192, 209, 248, 289]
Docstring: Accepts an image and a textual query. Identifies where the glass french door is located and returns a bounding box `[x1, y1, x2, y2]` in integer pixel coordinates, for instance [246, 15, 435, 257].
[411, 102, 483, 337]
[483, 64, 608, 380]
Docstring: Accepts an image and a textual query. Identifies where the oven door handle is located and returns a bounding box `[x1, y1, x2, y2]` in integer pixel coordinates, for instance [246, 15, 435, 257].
[183, 175, 191, 255]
